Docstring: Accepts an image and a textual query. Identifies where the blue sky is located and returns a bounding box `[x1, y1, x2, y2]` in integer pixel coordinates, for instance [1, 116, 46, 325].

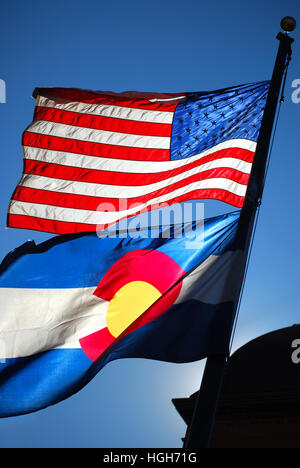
[0, 0, 299, 448]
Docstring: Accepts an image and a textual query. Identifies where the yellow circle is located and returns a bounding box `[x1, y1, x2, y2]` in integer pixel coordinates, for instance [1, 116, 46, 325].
[106, 281, 161, 338]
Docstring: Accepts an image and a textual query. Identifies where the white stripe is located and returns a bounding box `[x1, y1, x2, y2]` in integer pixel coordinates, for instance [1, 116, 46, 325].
[19, 157, 249, 199]
[0, 250, 242, 359]
[23, 138, 256, 174]
[0, 287, 109, 359]
[148, 96, 185, 102]
[9, 178, 247, 225]
[37, 95, 174, 124]
[176, 251, 243, 305]
[27, 120, 170, 150]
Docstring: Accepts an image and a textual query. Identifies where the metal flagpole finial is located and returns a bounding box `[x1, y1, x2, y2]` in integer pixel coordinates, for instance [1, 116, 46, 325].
[280, 16, 296, 33]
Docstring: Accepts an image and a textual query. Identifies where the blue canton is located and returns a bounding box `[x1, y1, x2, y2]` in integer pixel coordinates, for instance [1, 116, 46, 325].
[170, 81, 270, 160]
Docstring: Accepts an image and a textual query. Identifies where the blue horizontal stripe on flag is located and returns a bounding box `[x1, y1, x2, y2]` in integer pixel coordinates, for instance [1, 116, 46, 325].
[0, 349, 91, 417]
[0, 211, 239, 289]
[0, 299, 234, 417]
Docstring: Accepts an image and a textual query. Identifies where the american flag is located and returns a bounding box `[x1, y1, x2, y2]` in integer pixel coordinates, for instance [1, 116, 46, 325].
[7, 82, 270, 234]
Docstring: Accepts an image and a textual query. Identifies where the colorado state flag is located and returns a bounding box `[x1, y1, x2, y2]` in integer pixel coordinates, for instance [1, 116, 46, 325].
[0, 211, 242, 417]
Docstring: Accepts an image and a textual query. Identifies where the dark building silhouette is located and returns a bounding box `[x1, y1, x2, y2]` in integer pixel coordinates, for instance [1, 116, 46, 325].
[173, 324, 300, 448]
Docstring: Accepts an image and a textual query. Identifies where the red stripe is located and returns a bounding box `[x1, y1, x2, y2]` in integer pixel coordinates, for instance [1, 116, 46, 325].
[8, 189, 243, 234]
[13, 167, 248, 211]
[23, 148, 254, 186]
[35, 88, 180, 112]
[23, 132, 170, 161]
[34, 107, 172, 137]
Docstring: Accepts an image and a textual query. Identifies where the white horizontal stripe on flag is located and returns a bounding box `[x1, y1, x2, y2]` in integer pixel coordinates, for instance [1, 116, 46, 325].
[148, 96, 185, 102]
[9, 178, 247, 225]
[37, 96, 174, 124]
[23, 138, 256, 174]
[0, 250, 243, 360]
[28, 121, 171, 149]
[176, 250, 244, 305]
[20, 158, 249, 199]
[0, 287, 108, 359]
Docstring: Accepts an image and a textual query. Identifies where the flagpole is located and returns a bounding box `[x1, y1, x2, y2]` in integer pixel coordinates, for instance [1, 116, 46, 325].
[183, 17, 296, 449]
